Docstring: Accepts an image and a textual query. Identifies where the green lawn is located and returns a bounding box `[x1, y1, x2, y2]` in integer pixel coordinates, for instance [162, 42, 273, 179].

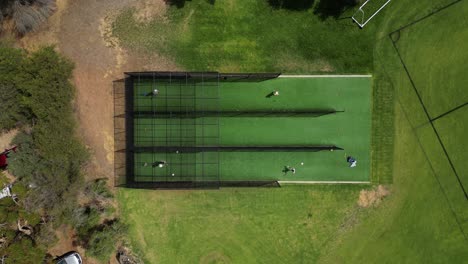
[321, 0, 468, 262]
[395, 1, 468, 118]
[118, 185, 365, 264]
[320, 104, 468, 263]
[433, 106, 468, 191]
[113, 0, 375, 73]
[115, 0, 468, 263]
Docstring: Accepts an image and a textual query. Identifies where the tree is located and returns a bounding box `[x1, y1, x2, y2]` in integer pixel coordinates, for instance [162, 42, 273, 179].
[0, 45, 27, 130]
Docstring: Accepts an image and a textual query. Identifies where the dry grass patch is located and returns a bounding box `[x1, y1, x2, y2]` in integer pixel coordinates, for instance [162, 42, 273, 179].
[358, 185, 390, 208]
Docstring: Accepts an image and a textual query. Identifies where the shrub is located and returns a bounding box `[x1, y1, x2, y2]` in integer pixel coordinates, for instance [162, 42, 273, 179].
[1, 0, 56, 35]
[0, 45, 27, 129]
[86, 220, 127, 262]
[72, 205, 101, 238]
[85, 179, 114, 201]
[1, 237, 46, 264]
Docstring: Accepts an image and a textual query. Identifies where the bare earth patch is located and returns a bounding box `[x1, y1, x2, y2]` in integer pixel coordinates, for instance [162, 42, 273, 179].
[47, 225, 103, 264]
[0, 129, 18, 150]
[134, 0, 168, 23]
[47, 225, 76, 257]
[358, 185, 390, 208]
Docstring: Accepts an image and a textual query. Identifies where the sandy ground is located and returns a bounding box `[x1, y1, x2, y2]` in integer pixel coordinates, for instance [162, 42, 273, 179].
[17, 0, 177, 262]
[0, 129, 18, 150]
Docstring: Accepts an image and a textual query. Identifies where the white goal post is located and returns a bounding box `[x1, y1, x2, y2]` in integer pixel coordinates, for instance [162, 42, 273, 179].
[352, 0, 391, 28]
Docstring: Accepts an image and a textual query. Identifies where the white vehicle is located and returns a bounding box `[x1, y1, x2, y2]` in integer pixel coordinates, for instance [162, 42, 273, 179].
[0, 185, 11, 200]
[56, 251, 82, 264]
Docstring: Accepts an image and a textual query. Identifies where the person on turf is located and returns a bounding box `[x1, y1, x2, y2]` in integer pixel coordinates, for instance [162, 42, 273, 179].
[283, 166, 296, 175]
[266, 90, 279, 98]
[144, 89, 159, 97]
[347, 156, 357, 168]
[152, 160, 166, 168]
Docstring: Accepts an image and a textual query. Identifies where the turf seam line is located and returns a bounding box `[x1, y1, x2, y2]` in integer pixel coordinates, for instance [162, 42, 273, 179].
[388, 0, 463, 36]
[430, 102, 468, 122]
[395, 100, 468, 241]
[278, 181, 370, 184]
[390, 36, 468, 200]
[279, 75, 372, 78]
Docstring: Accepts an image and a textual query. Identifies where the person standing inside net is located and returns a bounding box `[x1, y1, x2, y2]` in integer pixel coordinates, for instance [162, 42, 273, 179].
[152, 160, 167, 168]
[347, 156, 357, 168]
[283, 165, 296, 175]
[144, 89, 159, 97]
[143, 160, 166, 168]
[266, 90, 280, 98]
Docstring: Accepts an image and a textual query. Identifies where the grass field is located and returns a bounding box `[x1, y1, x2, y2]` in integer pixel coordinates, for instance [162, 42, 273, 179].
[394, 2, 468, 118]
[132, 76, 371, 182]
[115, 0, 468, 263]
[321, 0, 468, 262]
[433, 106, 468, 191]
[118, 185, 365, 263]
[113, 1, 375, 73]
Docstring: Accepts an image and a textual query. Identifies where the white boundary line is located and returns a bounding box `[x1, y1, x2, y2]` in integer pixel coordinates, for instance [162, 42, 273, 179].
[278, 181, 371, 185]
[279, 75, 372, 78]
[352, 0, 392, 28]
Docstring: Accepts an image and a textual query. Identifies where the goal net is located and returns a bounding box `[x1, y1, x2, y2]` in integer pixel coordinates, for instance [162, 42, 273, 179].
[352, 0, 391, 28]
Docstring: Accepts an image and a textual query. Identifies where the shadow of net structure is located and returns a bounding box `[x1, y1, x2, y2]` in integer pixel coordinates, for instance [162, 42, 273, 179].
[114, 72, 343, 189]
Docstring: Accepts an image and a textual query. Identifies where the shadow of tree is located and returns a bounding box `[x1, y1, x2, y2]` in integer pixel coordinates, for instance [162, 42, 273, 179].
[267, 0, 315, 11]
[164, 0, 214, 8]
[313, 0, 358, 19]
[164, 0, 191, 8]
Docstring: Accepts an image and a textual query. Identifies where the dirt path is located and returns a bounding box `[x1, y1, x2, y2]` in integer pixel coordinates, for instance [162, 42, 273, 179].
[18, 0, 177, 262]
[0, 129, 18, 150]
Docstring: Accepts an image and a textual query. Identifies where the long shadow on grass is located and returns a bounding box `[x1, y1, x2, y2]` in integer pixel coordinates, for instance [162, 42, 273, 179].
[165, 0, 216, 8]
[268, 0, 315, 11]
[314, 0, 358, 19]
[164, 0, 190, 8]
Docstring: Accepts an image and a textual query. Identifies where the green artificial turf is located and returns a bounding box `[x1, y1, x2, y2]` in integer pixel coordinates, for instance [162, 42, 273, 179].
[132, 77, 371, 182]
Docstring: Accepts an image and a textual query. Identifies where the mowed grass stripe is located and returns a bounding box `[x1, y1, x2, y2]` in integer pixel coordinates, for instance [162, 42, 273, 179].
[433, 106, 468, 192]
[395, 1, 468, 118]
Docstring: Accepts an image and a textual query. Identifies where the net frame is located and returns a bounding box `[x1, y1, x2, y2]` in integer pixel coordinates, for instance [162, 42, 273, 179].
[114, 71, 344, 189]
[352, 0, 391, 28]
[129, 72, 221, 188]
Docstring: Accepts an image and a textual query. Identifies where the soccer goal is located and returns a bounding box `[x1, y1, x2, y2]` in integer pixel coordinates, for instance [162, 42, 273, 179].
[352, 0, 391, 28]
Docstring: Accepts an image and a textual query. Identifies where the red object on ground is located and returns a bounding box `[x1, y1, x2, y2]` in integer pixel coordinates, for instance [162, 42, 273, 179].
[0, 146, 17, 168]
[0, 154, 6, 168]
